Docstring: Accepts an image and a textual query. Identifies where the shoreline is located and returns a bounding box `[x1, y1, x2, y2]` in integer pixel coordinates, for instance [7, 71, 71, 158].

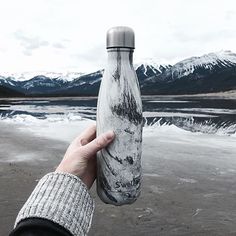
[1, 122, 236, 235]
[0, 90, 236, 101]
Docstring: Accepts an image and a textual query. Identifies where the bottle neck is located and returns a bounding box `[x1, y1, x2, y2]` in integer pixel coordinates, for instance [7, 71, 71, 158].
[107, 48, 134, 65]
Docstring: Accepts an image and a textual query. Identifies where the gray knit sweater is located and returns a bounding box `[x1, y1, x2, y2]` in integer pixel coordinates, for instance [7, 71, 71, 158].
[14, 172, 95, 236]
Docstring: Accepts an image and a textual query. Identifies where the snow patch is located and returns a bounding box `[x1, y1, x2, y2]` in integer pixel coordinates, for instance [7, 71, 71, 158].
[171, 50, 236, 79]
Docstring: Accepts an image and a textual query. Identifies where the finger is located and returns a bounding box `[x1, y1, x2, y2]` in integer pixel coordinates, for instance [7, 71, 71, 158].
[80, 130, 115, 158]
[77, 124, 96, 145]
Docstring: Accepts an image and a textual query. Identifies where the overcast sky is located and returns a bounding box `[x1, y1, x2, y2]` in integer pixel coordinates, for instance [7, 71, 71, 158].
[0, 0, 236, 73]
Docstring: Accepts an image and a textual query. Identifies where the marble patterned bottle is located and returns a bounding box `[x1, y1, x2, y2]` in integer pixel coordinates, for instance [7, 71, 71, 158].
[96, 26, 143, 206]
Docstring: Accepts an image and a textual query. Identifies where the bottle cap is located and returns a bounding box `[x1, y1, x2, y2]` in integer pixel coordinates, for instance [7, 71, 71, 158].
[106, 26, 135, 49]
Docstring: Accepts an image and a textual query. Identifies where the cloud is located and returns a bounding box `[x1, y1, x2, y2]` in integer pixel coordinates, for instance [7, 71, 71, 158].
[225, 10, 236, 21]
[71, 45, 106, 72]
[14, 31, 50, 56]
[0, 0, 236, 73]
[52, 42, 66, 49]
[73, 46, 104, 61]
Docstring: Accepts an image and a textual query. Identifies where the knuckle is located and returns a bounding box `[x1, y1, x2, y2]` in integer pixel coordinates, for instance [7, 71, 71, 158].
[75, 137, 87, 146]
[80, 138, 88, 146]
[75, 136, 82, 144]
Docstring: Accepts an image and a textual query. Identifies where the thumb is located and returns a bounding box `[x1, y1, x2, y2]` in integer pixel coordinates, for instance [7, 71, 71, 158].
[80, 130, 115, 158]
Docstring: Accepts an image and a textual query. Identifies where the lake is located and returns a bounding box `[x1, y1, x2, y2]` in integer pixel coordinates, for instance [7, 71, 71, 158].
[0, 95, 235, 136]
[1, 95, 236, 235]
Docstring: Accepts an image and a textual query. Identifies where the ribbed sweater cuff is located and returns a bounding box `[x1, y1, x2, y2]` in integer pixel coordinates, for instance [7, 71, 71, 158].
[14, 172, 95, 236]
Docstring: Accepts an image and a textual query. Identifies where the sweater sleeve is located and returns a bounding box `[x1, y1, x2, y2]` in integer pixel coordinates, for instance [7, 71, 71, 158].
[14, 172, 95, 236]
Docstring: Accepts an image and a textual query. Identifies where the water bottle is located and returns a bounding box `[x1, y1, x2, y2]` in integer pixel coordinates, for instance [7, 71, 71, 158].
[96, 26, 143, 205]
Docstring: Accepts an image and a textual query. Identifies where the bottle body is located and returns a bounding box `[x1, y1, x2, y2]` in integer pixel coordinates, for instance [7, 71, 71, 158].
[96, 48, 143, 206]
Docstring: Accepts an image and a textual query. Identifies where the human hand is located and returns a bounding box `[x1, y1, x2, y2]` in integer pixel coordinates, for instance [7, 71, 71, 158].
[55, 124, 115, 189]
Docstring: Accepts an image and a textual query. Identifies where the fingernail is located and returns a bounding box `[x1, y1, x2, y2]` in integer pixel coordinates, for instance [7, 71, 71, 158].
[106, 130, 115, 140]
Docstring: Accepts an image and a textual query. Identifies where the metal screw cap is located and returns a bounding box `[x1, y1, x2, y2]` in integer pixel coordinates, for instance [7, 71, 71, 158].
[106, 26, 135, 49]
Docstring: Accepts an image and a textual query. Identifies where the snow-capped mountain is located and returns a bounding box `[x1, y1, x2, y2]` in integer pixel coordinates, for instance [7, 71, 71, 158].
[134, 59, 171, 73]
[0, 50, 236, 97]
[56, 70, 104, 96]
[142, 50, 236, 95]
[0, 69, 105, 95]
[134, 59, 171, 84]
[0, 71, 84, 82]
[159, 50, 236, 81]
[0, 76, 16, 86]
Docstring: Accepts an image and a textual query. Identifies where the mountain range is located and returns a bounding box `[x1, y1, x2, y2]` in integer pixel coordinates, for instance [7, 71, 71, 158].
[0, 50, 236, 97]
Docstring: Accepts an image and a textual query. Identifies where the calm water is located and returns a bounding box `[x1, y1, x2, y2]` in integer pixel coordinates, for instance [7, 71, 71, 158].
[0, 96, 235, 136]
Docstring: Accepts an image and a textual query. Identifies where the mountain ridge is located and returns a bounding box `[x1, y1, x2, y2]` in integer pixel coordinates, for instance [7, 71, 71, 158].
[0, 50, 236, 97]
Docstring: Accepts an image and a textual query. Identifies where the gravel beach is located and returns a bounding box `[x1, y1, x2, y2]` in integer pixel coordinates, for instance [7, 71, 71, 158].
[1, 121, 236, 236]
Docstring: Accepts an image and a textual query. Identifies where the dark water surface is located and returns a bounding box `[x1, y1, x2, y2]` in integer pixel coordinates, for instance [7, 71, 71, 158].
[0, 95, 236, 135]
